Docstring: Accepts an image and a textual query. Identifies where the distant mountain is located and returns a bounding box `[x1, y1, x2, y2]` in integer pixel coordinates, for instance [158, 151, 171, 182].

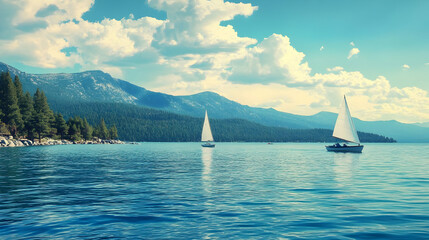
[303, 112, 429, 143]
[1, 62, 428, 142]
[51, 101, 395, 143]
[0, 62, 140, 104]
[0, 62, 319, 129]
[413, 122, 429, 128]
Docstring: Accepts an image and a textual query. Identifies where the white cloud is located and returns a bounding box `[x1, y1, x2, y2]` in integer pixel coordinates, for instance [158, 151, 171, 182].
[347, 48, 360, 59]
[327, 66, 344, 72]
[6, 0, 94, 30]
[0, 0, 258, 78]
[153, 33, 429, 122]
[153, 66, 429, 123]
[0, 0, 429, 123]
[0, 0, 163, 73]
[228, 34, 312, 85]
[149, 0, 258, 55]
[402, 64, 410, 70]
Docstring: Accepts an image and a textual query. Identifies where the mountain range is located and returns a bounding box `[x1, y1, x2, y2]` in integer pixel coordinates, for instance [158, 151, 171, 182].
[1, 62, 428, 142]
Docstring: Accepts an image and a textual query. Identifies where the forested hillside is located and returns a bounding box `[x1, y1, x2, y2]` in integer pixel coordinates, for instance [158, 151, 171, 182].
[0, 69, 396, 143]
[51, 102, 396, 143]
[0, 72, 117, 142]
[1, 62, 426, 142]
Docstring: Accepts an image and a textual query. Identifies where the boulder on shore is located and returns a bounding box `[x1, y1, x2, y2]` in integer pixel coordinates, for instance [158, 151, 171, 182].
[0, 136, 124, 147]
[0, 139, 8, 146]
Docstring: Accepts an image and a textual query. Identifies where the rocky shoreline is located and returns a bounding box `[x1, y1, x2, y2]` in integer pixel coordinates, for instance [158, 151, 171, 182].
[0, 136, 124, 148]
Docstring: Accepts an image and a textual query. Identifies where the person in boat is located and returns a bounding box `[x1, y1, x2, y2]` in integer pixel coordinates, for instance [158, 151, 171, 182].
[343, 143, 347, 147]
[335, 143, 340, 147]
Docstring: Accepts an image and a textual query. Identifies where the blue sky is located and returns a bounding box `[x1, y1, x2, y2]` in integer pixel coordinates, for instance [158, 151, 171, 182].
[233, 0, 429, 88]
[82, 0, 429, 90]
[0, 0, 428, 123]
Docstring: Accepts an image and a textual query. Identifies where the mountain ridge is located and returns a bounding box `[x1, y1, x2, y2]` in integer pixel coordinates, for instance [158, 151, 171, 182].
[1, 62, 428, 142]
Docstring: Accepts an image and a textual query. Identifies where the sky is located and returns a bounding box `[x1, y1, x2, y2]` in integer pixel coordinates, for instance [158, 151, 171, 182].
[0, 0, 428, 123]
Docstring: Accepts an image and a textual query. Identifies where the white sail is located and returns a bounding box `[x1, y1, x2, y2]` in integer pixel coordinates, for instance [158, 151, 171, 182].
[201, 111, 214, 142]
[332, 95, 360, 144]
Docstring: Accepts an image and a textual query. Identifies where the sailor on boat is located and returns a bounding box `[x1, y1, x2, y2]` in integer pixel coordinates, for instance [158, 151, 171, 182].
[201, 110, 215, 148]
[326, 95, 364, 153]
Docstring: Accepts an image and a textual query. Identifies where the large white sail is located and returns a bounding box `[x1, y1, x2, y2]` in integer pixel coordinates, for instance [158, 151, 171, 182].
[201, 111, 214, 142]
[332, 95, 360, 144]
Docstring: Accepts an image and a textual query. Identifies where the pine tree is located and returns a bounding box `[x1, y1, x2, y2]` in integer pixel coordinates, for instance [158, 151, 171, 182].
[0, 74, 3, 122]
[75, 116, 84, 131]
[14, 75, 24, 103]
[109, 125, 118, 140]
[14, 75, 26, 135]
[96, 118, 109, 140]
[82, 118, 93, 141]
[0, 72, 23, 137]
[47, 108, 56, 137]
[0, 122, 9, 135]
[32, 89, 51, 142]
[21, 92, 34, 138]
[55, 113, 68, 140]
[68, 123, 80, 141]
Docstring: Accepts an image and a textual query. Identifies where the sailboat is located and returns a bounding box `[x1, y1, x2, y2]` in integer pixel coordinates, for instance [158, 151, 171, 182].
[326, 95, 364, 153]
[201, 110, 215, 148]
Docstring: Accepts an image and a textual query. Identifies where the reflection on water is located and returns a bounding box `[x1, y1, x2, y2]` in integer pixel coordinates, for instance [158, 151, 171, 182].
[201, 147, 213, 176]
[333, 152, 360, 185]
[1, 143, 429, 239]
[201, 147, 213, 192]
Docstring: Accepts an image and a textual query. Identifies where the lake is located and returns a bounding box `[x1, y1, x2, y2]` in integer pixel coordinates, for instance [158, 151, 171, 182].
[1, 143, 428, 239]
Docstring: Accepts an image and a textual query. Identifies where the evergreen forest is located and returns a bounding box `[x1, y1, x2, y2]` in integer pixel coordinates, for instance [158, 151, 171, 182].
[1, 71, 396, 143]
[52, 102, 396, 143]
[0, 72, 118, 142]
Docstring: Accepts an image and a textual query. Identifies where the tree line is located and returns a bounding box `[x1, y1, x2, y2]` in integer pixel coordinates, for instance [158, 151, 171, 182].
[51, 101, 396, 143]
[0, 72, 118, 142]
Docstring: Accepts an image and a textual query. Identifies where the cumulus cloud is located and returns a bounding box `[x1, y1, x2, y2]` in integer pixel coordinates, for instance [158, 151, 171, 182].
[35, 4, 64, 18]
[8, 0, 94, 28]
[153, 31, 429, 122]
[0, 0, 163, 73]
[402, 64, 410, 70]
[149, 0, 257, 55]
[310, 72, 429, 122]
[0, 0, 259, 77]
[228, 34, 312, 85]
[347, 48, 360, 59]
[0, 0, 428, 123]
[1, 17, 163, 70]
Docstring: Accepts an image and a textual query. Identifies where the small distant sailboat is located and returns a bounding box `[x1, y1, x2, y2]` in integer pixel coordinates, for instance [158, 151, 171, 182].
[326, 95, 364, 153]
[201, 110, 215, 148]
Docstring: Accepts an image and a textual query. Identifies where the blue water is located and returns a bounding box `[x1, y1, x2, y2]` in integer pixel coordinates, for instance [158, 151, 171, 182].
[1, 143, 428, 239]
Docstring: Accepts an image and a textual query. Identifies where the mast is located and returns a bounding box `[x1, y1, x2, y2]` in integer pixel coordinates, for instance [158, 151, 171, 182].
[201, 110, 214, 142]
[332, 95, 360, 144]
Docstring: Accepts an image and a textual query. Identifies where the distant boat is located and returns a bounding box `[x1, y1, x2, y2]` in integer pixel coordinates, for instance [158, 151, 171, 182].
[201, 110, 215, 148]
[326, 95, 364, 153]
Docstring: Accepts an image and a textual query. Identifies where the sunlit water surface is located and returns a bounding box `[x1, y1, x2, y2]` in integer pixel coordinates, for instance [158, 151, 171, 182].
[1, 143, 428, 239]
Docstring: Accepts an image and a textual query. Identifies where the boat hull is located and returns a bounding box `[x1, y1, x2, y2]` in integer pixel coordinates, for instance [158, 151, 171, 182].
[202, 143, 215, 148]
[326, 145, 363, 153]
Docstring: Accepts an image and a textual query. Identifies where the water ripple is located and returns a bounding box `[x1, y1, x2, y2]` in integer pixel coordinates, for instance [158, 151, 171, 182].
[1, 143, 429, 239]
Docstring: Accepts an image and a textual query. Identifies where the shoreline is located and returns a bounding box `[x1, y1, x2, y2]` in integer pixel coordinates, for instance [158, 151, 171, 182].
[0, 136, 124, 148]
